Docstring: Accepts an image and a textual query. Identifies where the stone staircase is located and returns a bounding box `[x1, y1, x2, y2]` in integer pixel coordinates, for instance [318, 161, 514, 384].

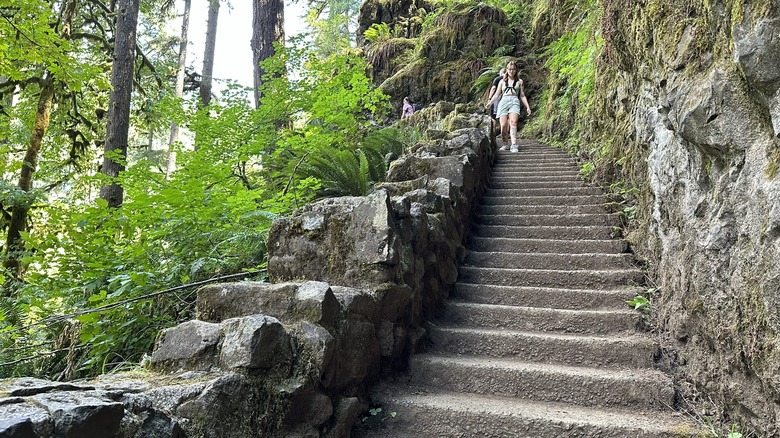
[353, 140, 702, 437]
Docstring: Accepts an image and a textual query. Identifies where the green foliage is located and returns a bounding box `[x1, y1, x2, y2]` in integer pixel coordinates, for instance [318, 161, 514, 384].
[305, 0, 362, 57]
[364, 23, 393, 43]
[627, 288, 655, 312]
[579, 161, 595, 180]
[303, 148, 371, 197]
[1, 36, 390, 378]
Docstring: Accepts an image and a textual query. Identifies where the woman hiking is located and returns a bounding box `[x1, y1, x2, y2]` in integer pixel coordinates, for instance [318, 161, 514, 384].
[485, 61, 531, 152]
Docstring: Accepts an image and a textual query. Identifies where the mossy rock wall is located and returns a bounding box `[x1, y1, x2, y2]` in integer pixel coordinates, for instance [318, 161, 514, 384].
[359, 1, 519, 113]
[530, 1, 780, 434]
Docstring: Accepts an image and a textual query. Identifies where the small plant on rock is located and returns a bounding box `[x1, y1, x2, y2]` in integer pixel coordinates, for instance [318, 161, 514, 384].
[627, 287, 656, 312]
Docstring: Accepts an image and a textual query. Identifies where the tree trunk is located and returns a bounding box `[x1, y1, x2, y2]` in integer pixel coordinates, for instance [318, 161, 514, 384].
[3, 0, 77, 278]
[199, 0, 220, 108]
[166, 0, 191, 176]
[99, 0, 140, 207]
[3, 75, 54, 275]
[251, 0, 284, 108]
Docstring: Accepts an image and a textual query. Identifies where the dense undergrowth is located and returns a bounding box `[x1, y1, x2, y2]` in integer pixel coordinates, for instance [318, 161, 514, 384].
[0, 40, 408, 379]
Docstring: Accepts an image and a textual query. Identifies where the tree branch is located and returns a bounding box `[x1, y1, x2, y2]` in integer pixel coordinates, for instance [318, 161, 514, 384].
[1, 15, 43, 47]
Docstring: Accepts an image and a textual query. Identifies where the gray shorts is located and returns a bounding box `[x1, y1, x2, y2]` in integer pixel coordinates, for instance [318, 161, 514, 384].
[497, 95, 521, 118]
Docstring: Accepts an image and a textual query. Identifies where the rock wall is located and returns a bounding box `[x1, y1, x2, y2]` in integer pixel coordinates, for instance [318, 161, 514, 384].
[358, 1, 518, 112]
[604, 2, 780, 434]
[0, 104, 494, 438]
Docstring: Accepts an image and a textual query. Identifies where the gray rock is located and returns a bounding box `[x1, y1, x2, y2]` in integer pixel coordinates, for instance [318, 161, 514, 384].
[285, 389, 332, 429]
[0, 399, 52, 437]
[771, 91, 780, 139]
[32, 391, 124, 438]
[328, 319, 380, 391]
[174, 373, 255, 437]
[734, 18, 780, 96]
[197, 281, 340, 331]
[325, 397, 361, 438]
[330, 286, 378, 320]
[150, 320, 221, 372]
[267, 191, 399, 289]
[734, 17, 780, 138]
[292, 321, 335, 380]
[219, 315, 292, 373]
[674, 65, 763, 156]
[1, 378, 93, 397]
[0, 417, 36, 438]
[376, 320, 395, 358]
[119, 408, 184, 438]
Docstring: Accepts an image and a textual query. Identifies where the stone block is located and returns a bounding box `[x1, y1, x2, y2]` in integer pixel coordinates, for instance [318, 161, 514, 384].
[151, 320, 221, 372]
[325, 397, 361, 438]
[0, 417, 36, 438]
[197, 281, 340, 331]
[292, 321, 335, 380]
[267, 191, 399, 289]
[31, 392, 124, 438]
[327, 319, 380, 391]
[219, 315, 292, 372]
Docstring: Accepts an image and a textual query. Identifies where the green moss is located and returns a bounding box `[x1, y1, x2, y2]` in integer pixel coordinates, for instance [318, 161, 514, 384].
[766, 147, 780, 179]
[729, 282, 776, 372]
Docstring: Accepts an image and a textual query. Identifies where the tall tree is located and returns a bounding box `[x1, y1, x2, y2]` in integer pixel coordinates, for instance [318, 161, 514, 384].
[166, 0, 192, 176]
[99, 0, 141, 207]
[251, 0, 284, 108]
[193, 0, 220, 150]
[306, 0, 362, 56]
[200, 0, 220, 108]
[3, 0, 78, 276]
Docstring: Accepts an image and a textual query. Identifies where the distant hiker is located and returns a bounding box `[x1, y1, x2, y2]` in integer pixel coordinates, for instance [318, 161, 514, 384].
[402, 97, 415, 119]
[486, 67, 506, 138]
[485, 61, 531, 153]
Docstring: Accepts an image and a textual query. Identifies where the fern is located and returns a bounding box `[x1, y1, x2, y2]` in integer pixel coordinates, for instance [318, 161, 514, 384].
[303, 149, 371, 198]
[361, 127, 405, 179]
[363, 22, 392, 43]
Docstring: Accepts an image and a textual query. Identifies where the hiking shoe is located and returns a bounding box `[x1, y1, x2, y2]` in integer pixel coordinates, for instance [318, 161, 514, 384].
[499, 145, 508, 151]
[510, 144, 519, 153]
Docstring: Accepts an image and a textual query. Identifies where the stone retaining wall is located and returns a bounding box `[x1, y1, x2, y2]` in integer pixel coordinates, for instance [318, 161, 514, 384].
[0, 103, 494, 438]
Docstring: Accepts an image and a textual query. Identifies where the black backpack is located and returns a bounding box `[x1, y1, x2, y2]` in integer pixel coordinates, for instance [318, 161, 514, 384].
[413, 103, 422, 111]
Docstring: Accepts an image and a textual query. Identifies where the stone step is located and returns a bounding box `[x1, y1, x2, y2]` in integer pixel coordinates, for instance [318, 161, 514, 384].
[475, 212, 619, 227]
[463, 251, 635, 270]
[488, 179, 588, 189]
[458, 266, 643, 288]
[489, 169, 581, 177]
[467, 237, 628, 253]
[443, 301, 640, 335]
[407, 355, 675, 410]
[484, 186, 604, 197]
[496, 150, 569, 159]
[452, 283, 639, 310]
[359, 389, 702, 438]
[489, 174, 582, 183]
[491, 162, 578, 171]
[472, 224, 618, 240]
[478, 194, 607, 206]
[426, 326, 660, 368]
[494, 157, 573, 164]
[477, 203, 608, 215]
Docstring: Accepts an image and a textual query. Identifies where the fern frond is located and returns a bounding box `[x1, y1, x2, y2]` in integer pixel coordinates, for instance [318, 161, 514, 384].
[302, 149, 370, 198]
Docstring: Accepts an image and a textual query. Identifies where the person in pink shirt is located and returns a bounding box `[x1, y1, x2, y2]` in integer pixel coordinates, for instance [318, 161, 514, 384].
[401, 97, 415, 119]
